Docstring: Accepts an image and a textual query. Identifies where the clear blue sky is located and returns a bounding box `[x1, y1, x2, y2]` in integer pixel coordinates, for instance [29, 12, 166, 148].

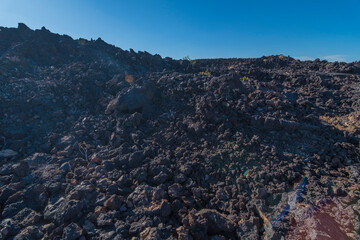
[1, 0, 359, 62]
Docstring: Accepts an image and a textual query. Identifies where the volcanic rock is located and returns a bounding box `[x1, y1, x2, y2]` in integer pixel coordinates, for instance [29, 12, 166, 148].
[1, 24, 360, 239]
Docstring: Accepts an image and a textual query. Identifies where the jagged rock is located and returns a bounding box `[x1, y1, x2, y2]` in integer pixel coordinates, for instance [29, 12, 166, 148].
[12, 162, 29, 178]
[83, 220, 96, 236]
[43, 197, 83, 225]
[129, 219, 152, 235]
[168, 183, 183, 199]
[0, 218, 21, 238]
[104, 195, 123, 210]
[152, 188, 167, 201]
[2, 201, 26, 218]
[184, 209, 236, 239]
[177, 226, 193, 240]
[0, 186, 18, 205]
[236, 221, 259, 240]
[62, 223, 83, 240]
[128, 151, 145, 168]
[13, 208, 42, 227]
[197, 209, 236, 234]
[60, 162, 71, 172]
[106, 85, 156, 114]
[97, 213, 114, 227]
[14, 225, 43, 239]
[140, 227, 161, 240]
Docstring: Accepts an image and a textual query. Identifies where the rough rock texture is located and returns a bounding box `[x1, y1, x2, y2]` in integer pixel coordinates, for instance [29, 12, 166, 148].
[1, 24, 360, 239]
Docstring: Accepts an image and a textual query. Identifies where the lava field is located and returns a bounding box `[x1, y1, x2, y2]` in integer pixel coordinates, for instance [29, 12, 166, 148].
[0, 23, 360, 240]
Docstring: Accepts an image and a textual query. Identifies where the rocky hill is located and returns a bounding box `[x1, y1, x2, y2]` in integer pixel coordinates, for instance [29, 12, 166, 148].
[0, 24, 360, 239]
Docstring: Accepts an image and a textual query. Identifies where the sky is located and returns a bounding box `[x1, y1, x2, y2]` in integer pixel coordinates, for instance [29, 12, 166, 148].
[0, 0, 359, 62]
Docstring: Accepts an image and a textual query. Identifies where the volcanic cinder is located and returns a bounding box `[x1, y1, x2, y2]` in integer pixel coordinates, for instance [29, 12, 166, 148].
[0, 23, 359, 240]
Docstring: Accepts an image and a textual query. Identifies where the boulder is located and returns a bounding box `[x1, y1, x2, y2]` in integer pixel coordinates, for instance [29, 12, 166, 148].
[196, 209, 236, 235]
[43, 197, 83, 225]
[185, 209, 236, 239]
[105, 84, 157, 114]
[62, 223, 83, 240]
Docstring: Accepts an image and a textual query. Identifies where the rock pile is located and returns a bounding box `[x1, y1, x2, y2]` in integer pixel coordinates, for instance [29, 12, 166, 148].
[0, 24, 360, 239]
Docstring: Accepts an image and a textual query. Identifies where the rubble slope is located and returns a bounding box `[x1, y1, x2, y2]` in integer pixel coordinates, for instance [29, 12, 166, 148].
[1, 24, 360, 240]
